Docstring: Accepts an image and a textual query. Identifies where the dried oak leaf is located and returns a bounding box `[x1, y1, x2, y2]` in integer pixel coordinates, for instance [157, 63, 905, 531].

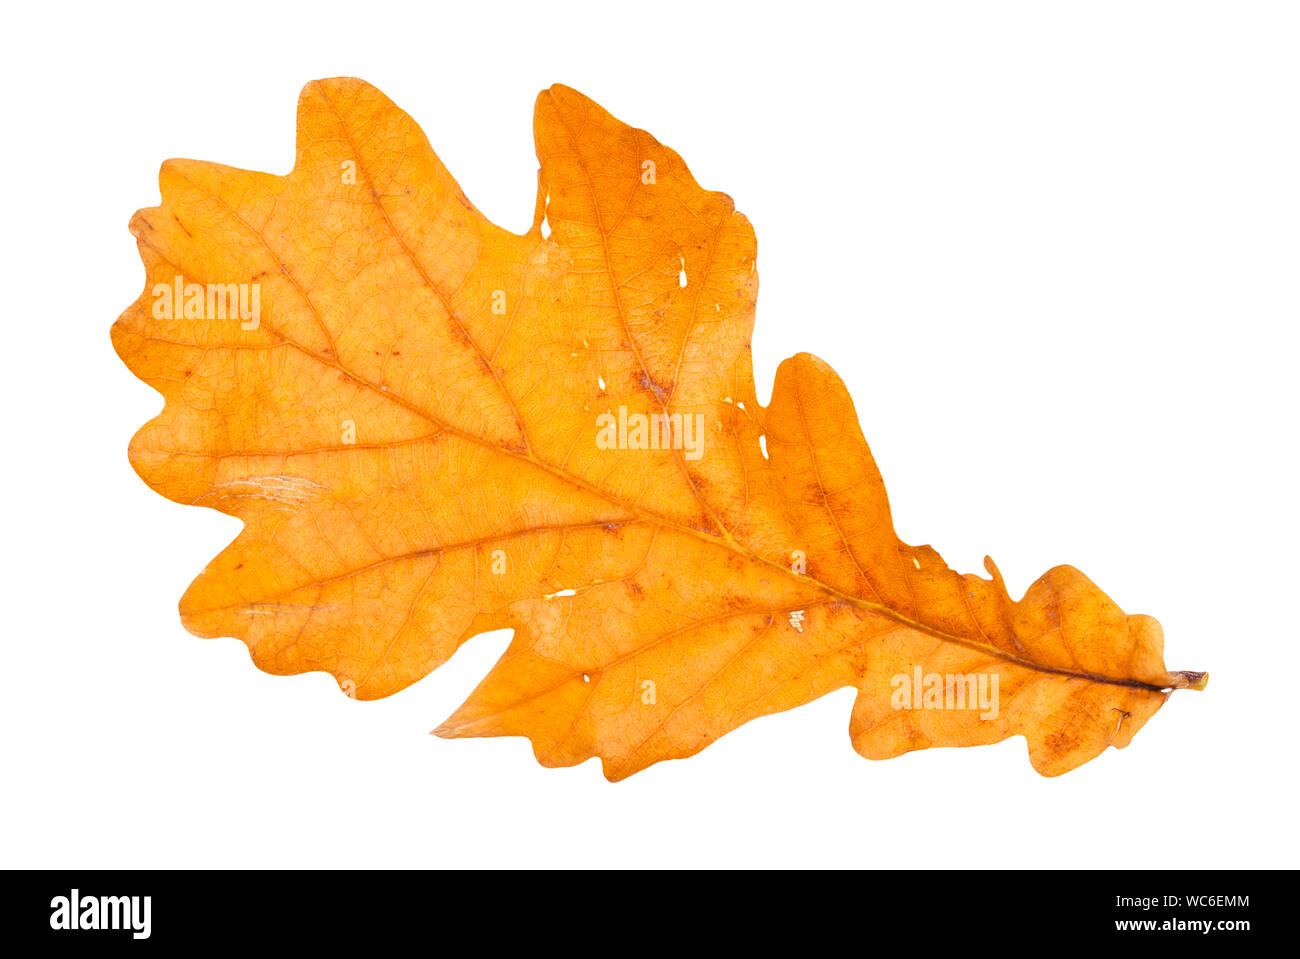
[113, 79, 1206, 780]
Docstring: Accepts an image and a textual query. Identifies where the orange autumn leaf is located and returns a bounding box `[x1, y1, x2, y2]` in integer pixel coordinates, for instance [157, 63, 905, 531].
[112, 78, 1206, 780]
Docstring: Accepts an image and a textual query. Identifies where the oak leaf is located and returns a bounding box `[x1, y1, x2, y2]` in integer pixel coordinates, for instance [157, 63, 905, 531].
[112, 79, 1206, 779]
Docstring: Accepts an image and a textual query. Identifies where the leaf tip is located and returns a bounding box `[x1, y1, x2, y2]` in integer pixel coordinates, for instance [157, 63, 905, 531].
[431, 720, 462, 739]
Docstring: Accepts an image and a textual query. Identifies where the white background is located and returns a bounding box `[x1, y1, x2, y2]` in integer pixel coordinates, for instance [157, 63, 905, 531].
[2, 1, 1296, 868]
